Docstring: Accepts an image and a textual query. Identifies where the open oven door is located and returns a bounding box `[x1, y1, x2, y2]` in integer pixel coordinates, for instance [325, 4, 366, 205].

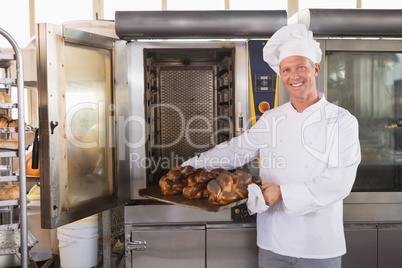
[35, 23, 129, 229]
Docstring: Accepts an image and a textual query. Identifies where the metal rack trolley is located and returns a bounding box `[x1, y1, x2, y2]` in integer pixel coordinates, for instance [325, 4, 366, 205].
[0, 27, 28, 268]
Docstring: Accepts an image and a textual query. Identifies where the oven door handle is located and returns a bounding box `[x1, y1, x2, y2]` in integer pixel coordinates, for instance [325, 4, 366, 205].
[127, 240, 147, 254]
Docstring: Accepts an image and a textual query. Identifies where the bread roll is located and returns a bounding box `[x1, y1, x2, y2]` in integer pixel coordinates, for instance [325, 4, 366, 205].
[0, 115, 11, 127]
[207, 171, 256, 205]
[0, 92, 11, 103]
[183, 179, 209, 199]
[0, 139, 19, 150]
[0, 184, 20, 200]
[183, 170, 227, 199]
[159, 174, 187, 195]
[159, 166, 198, 195]
[7, 120, 18, 128]
[0, 114, 24, 128]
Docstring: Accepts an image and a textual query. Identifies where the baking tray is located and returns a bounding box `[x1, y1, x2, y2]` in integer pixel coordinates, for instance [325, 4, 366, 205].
[139, 185, 247, 212]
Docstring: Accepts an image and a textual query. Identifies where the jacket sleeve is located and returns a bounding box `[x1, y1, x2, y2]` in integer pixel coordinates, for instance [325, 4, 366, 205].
[181, 115, 273, 170]
[280, 113, 361, 216]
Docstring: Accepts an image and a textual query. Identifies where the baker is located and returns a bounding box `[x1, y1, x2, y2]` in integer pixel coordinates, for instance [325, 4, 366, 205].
[182, 23, 361, 268]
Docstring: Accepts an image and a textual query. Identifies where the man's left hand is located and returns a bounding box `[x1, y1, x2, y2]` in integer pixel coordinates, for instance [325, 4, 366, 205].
[260, 183, 282, 206]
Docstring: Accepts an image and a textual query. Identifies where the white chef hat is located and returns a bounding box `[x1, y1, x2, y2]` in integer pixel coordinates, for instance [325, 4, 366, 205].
[263, 23, 322, 75]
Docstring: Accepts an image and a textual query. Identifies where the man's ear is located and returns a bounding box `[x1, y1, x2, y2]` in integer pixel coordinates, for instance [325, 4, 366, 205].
[314, 63, 321, 77]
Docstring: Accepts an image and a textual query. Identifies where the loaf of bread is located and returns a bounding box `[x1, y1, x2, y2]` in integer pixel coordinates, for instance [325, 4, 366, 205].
[0, 115, 11, 127]
[159, 166, 197, 195]
[7, 120, 18, 127]
[0, 139, 19, 150]
[207, 171, 261, 205]
[0, 114, 22, 128]
[183, 175, 209, 199]
[0, 184, 20, 200]
[182, 169, 223, 199]
[0, 92, 11, 103]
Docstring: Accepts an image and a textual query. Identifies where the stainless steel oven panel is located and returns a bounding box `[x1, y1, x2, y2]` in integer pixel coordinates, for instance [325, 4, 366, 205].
[127, 40, 250, 200]
[324, 39, 402, 52]
[115, 10, 287, 39]
[293, 9, 402, 37]
[115, 39, 131, 202]
[36, 24, 127, 228]
[124, 204, 231, 224]
[344, 203, 402, 222]
[126, 224, 205, 268]
[206, 223, 258, 268]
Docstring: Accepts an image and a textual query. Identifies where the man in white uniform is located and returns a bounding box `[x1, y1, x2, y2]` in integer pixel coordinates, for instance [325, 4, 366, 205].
[182, 24, 361, 268]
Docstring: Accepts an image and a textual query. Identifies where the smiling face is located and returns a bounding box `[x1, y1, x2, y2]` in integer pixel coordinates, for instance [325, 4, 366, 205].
[279, 56, 320, 111]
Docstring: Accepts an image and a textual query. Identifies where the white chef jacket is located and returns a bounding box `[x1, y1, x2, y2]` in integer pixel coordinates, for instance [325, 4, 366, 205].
[182, 92, 361, 259]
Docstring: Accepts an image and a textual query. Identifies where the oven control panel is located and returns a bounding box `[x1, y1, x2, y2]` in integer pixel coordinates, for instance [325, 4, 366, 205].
[248, 40, 278, 124]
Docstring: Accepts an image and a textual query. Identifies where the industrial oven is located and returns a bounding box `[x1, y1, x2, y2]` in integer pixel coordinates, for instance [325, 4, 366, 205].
[33, 9, 402, 268]
[121, 39, 269, 268]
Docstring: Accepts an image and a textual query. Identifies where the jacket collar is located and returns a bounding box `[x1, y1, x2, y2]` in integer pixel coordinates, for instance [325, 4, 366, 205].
[286, 91, 327, 113]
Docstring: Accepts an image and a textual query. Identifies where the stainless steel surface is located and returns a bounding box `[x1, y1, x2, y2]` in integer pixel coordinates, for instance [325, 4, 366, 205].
[160, 69, 214, 160]
[125, 204, 232, 224]
[114, 40, 131, 203]
[206, 224, 258, 268]
[0, 229, 37, 255]
[343, 225, 377, 268]
[344, 203, 402, 222]
[115, 10, 287, 39]
[127, 224, 205, 268]
[63, 26, 114, 49]
[345, 192, 402, 204]
[102, 210, 112, 268]
[378, 224, 402, 267]
[126, 240, 147, 252]
[36, 23, 127, 228]
[292, 9, 402, 37]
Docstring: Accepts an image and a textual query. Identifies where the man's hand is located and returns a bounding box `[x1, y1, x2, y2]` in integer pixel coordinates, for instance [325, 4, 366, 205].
[260, 183, 282, 206]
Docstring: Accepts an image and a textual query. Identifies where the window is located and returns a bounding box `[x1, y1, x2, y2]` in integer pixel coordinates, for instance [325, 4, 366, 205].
[167, 0, 225, 10]
[363, 0, 402, 8]
[230, 0, 286, 10]
[35, 0, 92, 24]
[104, 0, 162, 20]
[0, 2, 30, 48]
[299, 0, 356, 9]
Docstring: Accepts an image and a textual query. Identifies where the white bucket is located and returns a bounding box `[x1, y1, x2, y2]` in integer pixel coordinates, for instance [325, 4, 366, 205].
[27, 184, 54, 262]
[57, 214, 99, 268]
